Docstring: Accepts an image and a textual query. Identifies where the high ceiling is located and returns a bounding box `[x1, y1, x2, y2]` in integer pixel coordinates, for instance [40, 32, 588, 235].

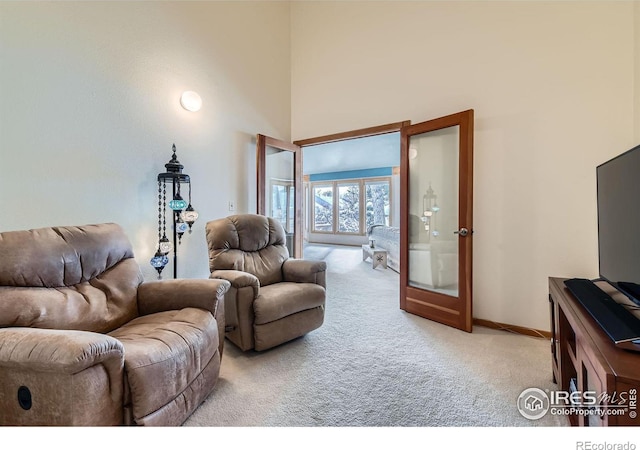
[302, 132, 400, 175]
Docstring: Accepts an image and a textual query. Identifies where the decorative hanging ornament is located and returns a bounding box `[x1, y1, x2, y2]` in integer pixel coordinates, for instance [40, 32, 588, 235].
[150, 251, 169, 278]
[181, 180, 198, 232]
[158, 235, 172, 254]
[176, 215, 188, 244]
[151, 179, 168, 278]
[169, 193, 187, 211]
[182, 205, 199, 232]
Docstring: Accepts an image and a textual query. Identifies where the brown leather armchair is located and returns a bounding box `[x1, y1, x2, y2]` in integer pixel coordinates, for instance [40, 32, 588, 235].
[0, 223, 229, 426]
[205, 214, 326, 351]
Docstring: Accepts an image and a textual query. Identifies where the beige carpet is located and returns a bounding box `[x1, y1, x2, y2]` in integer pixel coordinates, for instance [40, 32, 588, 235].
[184, 244, 567, 427]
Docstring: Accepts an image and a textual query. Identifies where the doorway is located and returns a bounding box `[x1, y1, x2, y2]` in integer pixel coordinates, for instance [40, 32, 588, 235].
[258, 111, 474, 333]
[295, 122, 407, 253]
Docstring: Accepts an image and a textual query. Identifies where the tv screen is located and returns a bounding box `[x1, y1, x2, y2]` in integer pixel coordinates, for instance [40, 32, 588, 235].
[597, 144, 640, 305]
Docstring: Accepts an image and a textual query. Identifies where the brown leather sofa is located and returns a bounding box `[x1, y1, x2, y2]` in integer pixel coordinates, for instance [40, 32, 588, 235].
[205, 214, 326, 351]
[0, 223, 229, 426]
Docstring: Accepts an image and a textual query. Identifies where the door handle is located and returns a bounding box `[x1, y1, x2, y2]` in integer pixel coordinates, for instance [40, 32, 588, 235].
[454, 228, 469, 237]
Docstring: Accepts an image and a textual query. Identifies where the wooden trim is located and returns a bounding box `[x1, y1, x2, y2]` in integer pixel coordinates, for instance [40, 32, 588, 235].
[460, 109, 474, 332]
[408, 297, 460, 315]
[293, 121, 411, 147]
[399, 125, 409, 312]
[294, 142, 303, 258]
[256, 134, 267, 215]
[264, 135, 300, 153]
[473, 318, 551, 339]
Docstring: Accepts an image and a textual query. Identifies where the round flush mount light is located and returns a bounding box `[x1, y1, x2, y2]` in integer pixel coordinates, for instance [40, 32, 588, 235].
[180, 91, 202, 112]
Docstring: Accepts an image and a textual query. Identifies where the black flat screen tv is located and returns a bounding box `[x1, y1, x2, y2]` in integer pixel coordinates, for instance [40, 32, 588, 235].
[597, 144, 640, 306]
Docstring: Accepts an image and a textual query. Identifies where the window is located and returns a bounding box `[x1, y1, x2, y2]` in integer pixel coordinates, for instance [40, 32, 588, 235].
[338, 182, 360, 233]
[311, 177, 391, 235]
[270, 181, 294, 233]
[313, 185, 333, 232]
[365, 180, 390, 228]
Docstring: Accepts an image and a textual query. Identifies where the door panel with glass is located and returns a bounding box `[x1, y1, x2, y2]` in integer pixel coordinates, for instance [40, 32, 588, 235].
[257, 135, 302, 258]
[400, 110, 474, 332]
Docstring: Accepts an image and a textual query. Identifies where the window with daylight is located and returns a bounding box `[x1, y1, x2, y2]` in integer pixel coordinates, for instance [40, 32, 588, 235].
[338, 182, 360, 233]
[311, 177, 391, 235]
[271, 182, 294, 233]
[365, 180, 390, 229]
[313, 185, 334, 232]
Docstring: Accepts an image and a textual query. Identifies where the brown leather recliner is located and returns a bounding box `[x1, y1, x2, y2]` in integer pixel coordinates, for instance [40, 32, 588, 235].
[205, 214, 326, 351]
[0, 223, 230, 426]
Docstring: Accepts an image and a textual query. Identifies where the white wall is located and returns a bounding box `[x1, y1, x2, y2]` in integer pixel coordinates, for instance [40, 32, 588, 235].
[0, 1, 291, 281]
[291, 1, 637, 331]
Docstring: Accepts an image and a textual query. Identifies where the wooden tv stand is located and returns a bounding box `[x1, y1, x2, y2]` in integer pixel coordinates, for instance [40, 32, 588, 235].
[549, 277, 640, 426]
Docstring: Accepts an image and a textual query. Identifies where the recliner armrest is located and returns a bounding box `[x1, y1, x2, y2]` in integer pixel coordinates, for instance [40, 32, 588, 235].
[209, 270, 260, 351]
[137, 278, 230, 317]
[210, 269, 260, 298]
[0, 327, 124, 374]
[137, 278, 230, 359]
[0, 327, 125, 425]
[282, 259, 327, 288]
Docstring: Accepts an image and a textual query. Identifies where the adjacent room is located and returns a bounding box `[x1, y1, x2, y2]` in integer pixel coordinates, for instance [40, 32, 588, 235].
[1, 0, 639, 441]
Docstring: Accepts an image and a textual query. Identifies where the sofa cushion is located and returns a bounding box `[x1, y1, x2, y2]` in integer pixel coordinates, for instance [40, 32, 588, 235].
[254, 282, 325, 325]
[109, 307, 219, 423]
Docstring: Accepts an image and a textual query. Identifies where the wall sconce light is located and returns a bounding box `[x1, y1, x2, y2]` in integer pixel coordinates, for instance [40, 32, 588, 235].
[180, 91, 202, 112]
[409, 146, 418, 160]
[150, 144, 199, 279]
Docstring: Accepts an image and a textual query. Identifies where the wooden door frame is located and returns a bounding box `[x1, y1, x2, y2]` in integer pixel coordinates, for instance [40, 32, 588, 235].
[399, 109, 474, 332]
[293, 121, 410, 147]
[257, 134, 303, 258]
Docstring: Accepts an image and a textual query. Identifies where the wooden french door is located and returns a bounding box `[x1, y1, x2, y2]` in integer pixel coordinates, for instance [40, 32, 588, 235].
[256, 134, 303, 258]
[400, 110, 474, 332]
